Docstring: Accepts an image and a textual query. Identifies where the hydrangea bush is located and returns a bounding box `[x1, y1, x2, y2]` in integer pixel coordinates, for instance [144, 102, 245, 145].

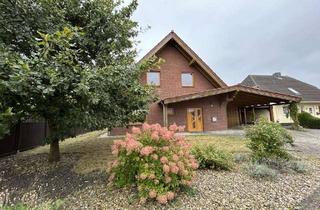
[107, 123, 198, 204]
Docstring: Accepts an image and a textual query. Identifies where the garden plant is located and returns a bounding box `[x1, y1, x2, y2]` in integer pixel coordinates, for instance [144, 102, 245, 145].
[108, 123, 198, 204]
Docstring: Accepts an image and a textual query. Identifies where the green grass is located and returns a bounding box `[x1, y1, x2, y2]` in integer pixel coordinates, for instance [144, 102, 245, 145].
[22, 132, 249, 174]
[24, 130, 119, 174]
[186, 135, 250, 154]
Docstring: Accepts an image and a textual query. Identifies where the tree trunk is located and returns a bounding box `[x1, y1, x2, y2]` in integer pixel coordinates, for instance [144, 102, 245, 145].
[49, 139, 60, 162]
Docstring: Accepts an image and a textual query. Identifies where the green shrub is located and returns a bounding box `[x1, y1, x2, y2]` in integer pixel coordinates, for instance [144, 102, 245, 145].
[245, 119, 293, 161]
[108, 123, 198, 204]
[298, 112, 320, 129]
[254, 158, 307, 174]
[191, 144, 234, 170]
[248, 163, 277, 179]
[286, 161, 307, 173]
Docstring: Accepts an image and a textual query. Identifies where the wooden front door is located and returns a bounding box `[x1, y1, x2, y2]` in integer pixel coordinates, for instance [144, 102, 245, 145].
[187, 108, 203, 132]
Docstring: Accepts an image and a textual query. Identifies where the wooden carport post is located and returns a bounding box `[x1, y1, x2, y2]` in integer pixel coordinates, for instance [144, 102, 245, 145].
[162, 103, 168, 127]
[269, 106, 274, 122]
[243, 108, 247, 125]
[252, 107, 256, 123]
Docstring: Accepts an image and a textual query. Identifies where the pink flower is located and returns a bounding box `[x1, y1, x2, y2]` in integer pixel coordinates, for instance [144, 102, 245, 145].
[167, 191, 175, 201]
[172, 154, 179, 162]
[163, 164, 170, 173]
[125, 138, 142, 152]
[156, 195, 168, 204]
[191, 161, 199, 170]
[165, 176, 172, 183]
[149, 190, 157, 199]
[151, 123, 162, 131]
[170, 165, 179, 174]
[151, 131, 159, 140]
[160, 156, 168, 164]
[177, 161, 185, 170]
[131, 126, 141, 134]
[178, 125, 185, 132]
[151, 154, 158, 160]
[169, 123, 178, 132]
[154, 179, 159, 184]
[163, 131, 173, 140]
[140, 146, 154, 156]
[142, 123, 151, 131]
[162, 146, 169, 152]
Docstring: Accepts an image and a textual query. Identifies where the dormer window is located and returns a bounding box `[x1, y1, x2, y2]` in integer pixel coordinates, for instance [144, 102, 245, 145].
[288, 87, 301, 95]
[181, 73, 194, 87]
[147, 71, 160, 86]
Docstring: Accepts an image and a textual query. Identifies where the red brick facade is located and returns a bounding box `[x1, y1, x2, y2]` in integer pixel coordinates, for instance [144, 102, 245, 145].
[110, 32, 231, 135]
[167, 95, 228, 131]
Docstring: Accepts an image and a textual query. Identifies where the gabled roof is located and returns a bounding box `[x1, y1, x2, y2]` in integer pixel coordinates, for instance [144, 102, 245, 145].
[139, 31, 227, 88]
[162, 84, 301, 105]
[241, 73, 320, 102]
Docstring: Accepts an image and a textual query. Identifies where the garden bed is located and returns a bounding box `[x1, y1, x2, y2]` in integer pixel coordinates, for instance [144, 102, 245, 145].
[1, 132, 320, 209]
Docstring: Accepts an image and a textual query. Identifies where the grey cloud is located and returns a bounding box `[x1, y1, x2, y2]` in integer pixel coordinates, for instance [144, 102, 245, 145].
[133, 0, 320, 87]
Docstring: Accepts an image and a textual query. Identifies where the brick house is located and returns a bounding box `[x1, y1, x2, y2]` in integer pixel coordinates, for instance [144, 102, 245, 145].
[111, 31, 300, 135]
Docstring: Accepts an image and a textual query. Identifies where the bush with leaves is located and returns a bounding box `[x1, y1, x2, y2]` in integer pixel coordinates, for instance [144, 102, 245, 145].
[248, 163, 277, 179]
[298, 111, 320, 129]
[108, 123, 198, 204]
[245, 119, 293, 161]
[191, 144, 234, 170]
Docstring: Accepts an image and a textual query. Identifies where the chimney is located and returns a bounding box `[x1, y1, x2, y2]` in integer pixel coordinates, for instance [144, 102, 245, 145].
[273, 72, 281, 77]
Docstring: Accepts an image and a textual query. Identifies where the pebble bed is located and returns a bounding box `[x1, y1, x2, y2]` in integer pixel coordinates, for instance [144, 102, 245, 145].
[1, 154, 319, 209]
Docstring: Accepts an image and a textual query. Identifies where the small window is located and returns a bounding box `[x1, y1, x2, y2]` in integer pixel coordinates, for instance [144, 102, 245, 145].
[283, 106, 289, 118]
[147, 71, 160, 86]
[181, 73, 193, 87]
[309, 107, 313, 114]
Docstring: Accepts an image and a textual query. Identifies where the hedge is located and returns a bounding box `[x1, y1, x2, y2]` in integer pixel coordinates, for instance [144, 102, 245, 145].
[298, 112, 320, 129]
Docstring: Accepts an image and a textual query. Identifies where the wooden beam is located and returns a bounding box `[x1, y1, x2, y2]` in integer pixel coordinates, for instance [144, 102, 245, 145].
[189, 59, 195, 66]
[252, 107, 256, 123]
[244, 108, 247, 125]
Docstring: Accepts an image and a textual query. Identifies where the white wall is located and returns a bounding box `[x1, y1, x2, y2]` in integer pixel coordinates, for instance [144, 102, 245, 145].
[273, 102, 320, 124]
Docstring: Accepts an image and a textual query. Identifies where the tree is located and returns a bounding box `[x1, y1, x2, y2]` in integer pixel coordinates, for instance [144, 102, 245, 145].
[0, 0, 158, 162]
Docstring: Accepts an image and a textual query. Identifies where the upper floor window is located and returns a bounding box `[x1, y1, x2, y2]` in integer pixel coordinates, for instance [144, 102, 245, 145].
[147, 71, 160, 86]
[181, 73, 193, 87]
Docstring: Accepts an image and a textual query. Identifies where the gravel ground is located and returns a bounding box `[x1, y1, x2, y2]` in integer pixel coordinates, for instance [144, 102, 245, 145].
[1, 153, 319, 209]
[1, 129, 320, 209]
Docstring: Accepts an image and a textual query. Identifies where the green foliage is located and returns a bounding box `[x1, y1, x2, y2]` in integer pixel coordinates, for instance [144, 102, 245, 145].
[247, 163, 277, 179]
[0, 0, 159, 160]
[289, 102, 300, 130]
[108, 124, 198, 204]
[298, 112, 320, 129]
[245, 119, 293, 161]
[0, 103, 14, 138]
[191, 144, 234, 170]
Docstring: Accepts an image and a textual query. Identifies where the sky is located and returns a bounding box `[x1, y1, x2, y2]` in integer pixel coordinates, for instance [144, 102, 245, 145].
[132, 0, 320, 87]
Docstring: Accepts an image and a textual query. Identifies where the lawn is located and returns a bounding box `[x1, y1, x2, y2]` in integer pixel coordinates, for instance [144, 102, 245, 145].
[186, 135, 250, 154]
[24, 132, 249, 174]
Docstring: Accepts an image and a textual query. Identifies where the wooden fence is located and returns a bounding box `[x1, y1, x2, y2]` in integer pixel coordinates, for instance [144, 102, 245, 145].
[0, 121, 86, 157]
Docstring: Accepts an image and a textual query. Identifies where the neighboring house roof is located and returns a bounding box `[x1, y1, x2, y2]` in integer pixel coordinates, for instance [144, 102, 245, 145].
[241, 73, 320, 102]
[162, 84, 300, 105]
[138, 31, 227, 88]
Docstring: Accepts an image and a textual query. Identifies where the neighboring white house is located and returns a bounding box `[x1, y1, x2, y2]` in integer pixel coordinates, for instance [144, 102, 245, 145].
[241, 73, 320, 124]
